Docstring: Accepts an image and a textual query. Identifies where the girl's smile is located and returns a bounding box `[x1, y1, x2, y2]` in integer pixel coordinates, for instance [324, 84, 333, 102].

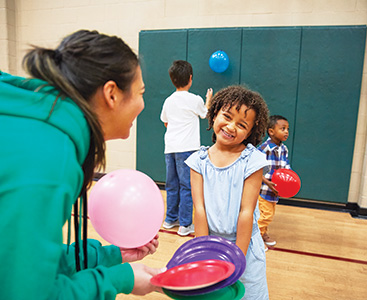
[213, 104, 256, 148]
[221, 128, 235, 139]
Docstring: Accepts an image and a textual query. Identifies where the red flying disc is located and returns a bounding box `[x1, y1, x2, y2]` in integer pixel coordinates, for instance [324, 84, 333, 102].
[150, 260, 235, 291]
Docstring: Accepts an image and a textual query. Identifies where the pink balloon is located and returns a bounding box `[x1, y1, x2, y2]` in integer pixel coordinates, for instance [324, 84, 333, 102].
[88, 169, 164, 248]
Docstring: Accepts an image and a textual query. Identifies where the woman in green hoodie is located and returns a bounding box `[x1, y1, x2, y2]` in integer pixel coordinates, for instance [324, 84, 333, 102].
[0, 30, 164, 299]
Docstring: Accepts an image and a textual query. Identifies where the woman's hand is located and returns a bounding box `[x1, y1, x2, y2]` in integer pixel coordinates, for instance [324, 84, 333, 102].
[120, 234, 159, 263]
[130, 263, 166, 295]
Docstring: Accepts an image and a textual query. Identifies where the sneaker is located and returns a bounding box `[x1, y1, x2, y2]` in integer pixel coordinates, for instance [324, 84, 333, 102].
[163, 220, 180, 229]
[264, 244, 268, 252]
[262, 233, 276, 246]
[177, 224, 195, 236]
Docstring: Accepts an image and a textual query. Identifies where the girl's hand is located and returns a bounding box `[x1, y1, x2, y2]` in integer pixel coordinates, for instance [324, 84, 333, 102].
[130, 263, 166, 295]
[120, 234, 159, 263]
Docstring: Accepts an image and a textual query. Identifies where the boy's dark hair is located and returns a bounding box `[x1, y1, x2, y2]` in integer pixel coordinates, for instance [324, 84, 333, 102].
[268, 115, 288, 133]
[208, 85, 269, 147]
[168, 60, 193, 88]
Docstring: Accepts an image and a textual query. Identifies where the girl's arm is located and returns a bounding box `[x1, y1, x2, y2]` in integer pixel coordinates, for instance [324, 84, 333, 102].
[236, 169, 263, 255]
[190, 169, 209, 236]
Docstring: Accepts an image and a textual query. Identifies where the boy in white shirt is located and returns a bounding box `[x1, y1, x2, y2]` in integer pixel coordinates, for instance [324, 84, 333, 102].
[160, 60, 212, 236]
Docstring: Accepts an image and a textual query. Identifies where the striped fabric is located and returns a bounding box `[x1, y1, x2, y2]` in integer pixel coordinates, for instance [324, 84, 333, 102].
[258, 137, 291, 202]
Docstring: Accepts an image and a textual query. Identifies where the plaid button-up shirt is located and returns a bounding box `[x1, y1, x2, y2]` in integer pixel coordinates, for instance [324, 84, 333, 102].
[258, 138, 291, 202]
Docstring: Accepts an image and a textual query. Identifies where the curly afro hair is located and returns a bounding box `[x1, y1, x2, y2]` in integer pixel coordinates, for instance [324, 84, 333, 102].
[207, 85, 269, 147]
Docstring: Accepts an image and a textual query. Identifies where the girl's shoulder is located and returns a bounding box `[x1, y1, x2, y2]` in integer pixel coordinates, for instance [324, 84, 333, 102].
[242, 144, 270, 176]
[197, 146, 210, 159]
[242, 143, 268, 165]
[185, 146, 210, 173]
[240, 143, 260, 158]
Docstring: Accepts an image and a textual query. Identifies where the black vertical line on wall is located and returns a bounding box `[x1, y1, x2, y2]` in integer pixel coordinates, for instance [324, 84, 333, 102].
[290, 27, 303, 164]
[185, 29, 189, 61]
[238, 29, 244, 84]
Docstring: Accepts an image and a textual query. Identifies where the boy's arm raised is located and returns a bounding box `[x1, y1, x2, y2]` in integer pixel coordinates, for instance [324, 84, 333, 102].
[205, 88, 213, 109]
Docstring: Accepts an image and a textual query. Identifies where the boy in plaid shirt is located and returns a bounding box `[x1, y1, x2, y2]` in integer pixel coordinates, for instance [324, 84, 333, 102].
[258, 115, 290, 250]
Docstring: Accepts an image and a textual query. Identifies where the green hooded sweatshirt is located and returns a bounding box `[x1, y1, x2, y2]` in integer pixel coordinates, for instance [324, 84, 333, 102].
[0, 72, 135, 299]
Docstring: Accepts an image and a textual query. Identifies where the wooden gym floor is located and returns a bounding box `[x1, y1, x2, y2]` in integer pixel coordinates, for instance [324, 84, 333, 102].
[65, 190, 367, 300]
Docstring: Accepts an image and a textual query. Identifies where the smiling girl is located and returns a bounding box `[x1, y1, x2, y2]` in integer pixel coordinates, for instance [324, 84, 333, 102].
[185, 85, 270, 299]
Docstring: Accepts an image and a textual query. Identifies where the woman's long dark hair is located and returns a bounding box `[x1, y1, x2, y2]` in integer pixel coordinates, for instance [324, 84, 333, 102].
[22, 30, 139, 271]
[22, 29, 139, 192]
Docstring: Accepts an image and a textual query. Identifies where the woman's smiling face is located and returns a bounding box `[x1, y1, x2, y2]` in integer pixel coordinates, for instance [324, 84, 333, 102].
[110, 66, 145, 140]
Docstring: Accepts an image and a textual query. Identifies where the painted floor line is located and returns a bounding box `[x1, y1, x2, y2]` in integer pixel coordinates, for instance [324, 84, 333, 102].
[270, 247, 367, 265]
[75, 219, 366, 266]
[158, 229, 367, 265]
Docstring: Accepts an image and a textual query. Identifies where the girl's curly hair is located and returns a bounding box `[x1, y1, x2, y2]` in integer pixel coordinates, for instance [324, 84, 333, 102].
[207, 85, 269, 146]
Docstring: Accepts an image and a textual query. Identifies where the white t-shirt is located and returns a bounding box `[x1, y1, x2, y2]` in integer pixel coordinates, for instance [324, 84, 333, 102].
[160, 91, 207, 154]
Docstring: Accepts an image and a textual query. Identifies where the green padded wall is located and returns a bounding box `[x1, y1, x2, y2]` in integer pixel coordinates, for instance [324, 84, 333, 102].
[187, 28, 243, 146]
[138, 30, 187, 182]
[292, 26, 366, 202]
[240, 27, 302, 158]
[138, 26, 366, 204]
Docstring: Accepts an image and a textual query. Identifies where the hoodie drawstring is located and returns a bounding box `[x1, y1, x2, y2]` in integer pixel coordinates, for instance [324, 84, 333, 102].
[82, 189, 88, 269]
[73, 189, 88, 272]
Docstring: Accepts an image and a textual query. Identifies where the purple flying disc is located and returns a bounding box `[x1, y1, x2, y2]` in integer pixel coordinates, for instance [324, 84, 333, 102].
[166, 236, 246, 296]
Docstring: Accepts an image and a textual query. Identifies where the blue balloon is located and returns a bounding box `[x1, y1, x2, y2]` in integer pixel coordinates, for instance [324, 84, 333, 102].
[209, 50, 229, 73]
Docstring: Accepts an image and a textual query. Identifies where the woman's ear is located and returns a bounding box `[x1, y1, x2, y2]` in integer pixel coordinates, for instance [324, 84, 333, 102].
[102, 80, 119, 109]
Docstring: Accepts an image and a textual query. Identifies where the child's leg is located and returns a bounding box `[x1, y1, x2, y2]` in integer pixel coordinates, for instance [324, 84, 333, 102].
[211, 229, 269, 300]
[257, 196, 276, 236]
[176, 151, 194, 226]
[240, 230, 269, 300]
[164, 153, 180, 223]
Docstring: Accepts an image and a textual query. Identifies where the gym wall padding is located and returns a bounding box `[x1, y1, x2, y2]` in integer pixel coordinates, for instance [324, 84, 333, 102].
[138, 30, 188, 182]
[240, 27, 302, 157]
[188, 28, 243, 147]
[137, 26, 366, 204]
[292, 26, 366, 202]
